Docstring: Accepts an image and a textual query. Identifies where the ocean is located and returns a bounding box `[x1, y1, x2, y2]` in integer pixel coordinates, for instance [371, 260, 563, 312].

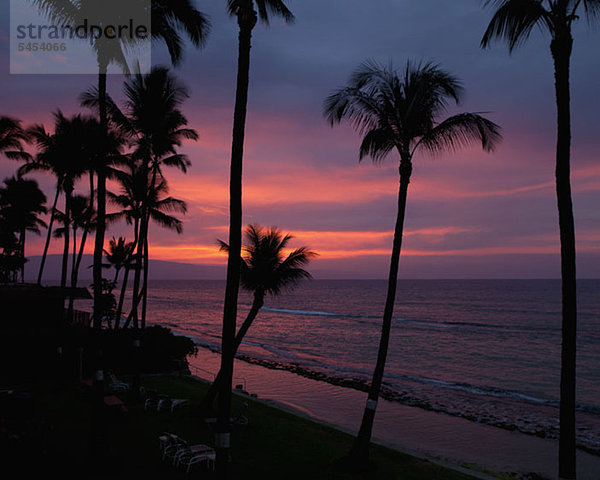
[142, 278, 600, 452]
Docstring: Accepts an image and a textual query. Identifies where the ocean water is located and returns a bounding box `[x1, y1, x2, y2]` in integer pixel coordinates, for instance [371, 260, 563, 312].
[143, 278, 600, 451]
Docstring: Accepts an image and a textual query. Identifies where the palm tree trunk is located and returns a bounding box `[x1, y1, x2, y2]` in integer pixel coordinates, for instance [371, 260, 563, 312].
[114, 265, 130, 330]
[201, 290, 264, 411]
[552, 32, 577, 480]
[61, 190, 72, 289]
[141, 234, 149, 329]
[116, 218, 138, 330]
[71, 226, 78, 284]
[74, 173, 95, 279]
[66, 224, 77, 323]
[350, 161, 412, 466]
[37, 184, 60, 285]
[93, 65, 108, 329]
[19, 227, 26, 283]
[128, 169, 150, 330]
[216, 8, 257, 478]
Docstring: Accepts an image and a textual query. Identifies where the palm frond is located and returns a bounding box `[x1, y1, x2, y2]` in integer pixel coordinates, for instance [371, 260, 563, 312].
[418, 113, 503, 155]
[481, 0, 551, 51]
[152, 0, 211, 65]
[228, 0, 294, 25]
[359, 127, 396, 163]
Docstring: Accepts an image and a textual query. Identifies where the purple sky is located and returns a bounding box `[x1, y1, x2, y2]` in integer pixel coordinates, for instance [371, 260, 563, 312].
[1, 1, 599, 279]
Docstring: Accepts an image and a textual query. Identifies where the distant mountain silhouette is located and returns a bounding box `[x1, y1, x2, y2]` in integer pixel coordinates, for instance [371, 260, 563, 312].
[24, 254, 226, 282]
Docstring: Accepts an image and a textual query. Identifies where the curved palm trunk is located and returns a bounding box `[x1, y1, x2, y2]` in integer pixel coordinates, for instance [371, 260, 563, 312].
[216, 8, 257, 478]
[201, 290, 264, 411]
[74, 173, 95, 280]
[69, 190, 93, 323]
[552, 33, 577, 480]
[93, 66, 108, 329]
[115, 217, 139, 330]
[127, 166, 151, 330]
[37, 184, 61, 285]
[350, 161, 412, 466]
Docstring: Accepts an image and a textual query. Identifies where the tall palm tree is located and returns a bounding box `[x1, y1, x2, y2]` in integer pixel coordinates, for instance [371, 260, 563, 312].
[0, 176, 47, 283]
[200, 224, 315, 410]
[480, 3, 600, 477]
[53, 195, 97, 288]
[24, 112, 92, 285]
[324, 60, 502, 467]
[107, 164, 144, 330]
[109, 166, 187, 328]
[0, 117, 31, 163]
[87, 66, 197, 329]
[218, 2, 294, 473]
[33, 0, 210, 328]
[59, 194, 95, 322]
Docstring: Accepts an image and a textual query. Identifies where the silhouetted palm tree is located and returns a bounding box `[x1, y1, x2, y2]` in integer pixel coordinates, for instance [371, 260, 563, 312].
[481, 3, 600, 477]
[88, 66, 197, 329]
[33, 0, 209, 327]
[103, 236, 134, 284]
[0, 176, 47, 282]
[0, 116, 31, 163]
[218, 2, 294, 473]
[56, 194, 95, 322]
[102, 236, 135, 328]
[107, 164, 144, 329]
[324, 60, 502, 467]
[109, 166, 187, 329]
[200, 224, 315, 410]
[24, 112, 93, 285]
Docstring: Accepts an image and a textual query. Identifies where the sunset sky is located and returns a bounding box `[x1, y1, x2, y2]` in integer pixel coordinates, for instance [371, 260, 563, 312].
[1, 1, 599, 279]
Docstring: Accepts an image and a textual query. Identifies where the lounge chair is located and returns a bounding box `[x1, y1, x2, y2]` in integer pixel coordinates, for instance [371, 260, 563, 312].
[176, 447, 216, 473]
[161, 434, 188, 464]
[161, 434, 214, 467]
[108, 373, 130, 392]
[169, 398, 190, 413]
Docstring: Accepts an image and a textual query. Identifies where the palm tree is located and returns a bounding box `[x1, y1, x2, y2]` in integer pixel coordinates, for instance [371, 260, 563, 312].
[103, 237, 135, 286]
[200, 224, 315, 410]
[481, 4, 600, 478]
[109, 166, 187, 328]
[323, 60, 502, 467]
[107, 164, 144, 330]
[57, 194, 95, 322]
[0, 176, 47, 283]
[218, 2, 294, 473]
[24, 112, 92, 285]
[32, 0, 210, 328]
[102, 236, 135, 327]
[88, 66, 197, 329]
[0, 117, 31, 163]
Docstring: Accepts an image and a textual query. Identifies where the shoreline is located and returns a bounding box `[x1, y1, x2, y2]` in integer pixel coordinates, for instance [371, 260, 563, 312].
[198, 344, 600, 457]
[188, 345, 600, 480]
[189, 373, 499, 480]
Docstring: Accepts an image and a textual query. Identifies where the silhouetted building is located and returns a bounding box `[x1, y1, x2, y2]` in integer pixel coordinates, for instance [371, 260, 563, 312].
[0, 284, 91, 331]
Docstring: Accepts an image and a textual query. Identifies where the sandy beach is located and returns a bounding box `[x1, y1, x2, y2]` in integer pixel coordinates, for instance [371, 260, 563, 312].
[188, 347, 600, 480]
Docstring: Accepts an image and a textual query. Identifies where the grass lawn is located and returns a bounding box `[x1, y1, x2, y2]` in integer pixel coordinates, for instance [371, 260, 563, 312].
[2, 374, 481, 479]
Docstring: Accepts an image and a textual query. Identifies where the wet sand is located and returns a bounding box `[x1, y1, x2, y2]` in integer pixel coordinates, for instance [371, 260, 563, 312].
[188, 347, 600, 480]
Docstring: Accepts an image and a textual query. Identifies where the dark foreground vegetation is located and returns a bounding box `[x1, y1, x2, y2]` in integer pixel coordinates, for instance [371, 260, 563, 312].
[1, 373, 480, 480]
